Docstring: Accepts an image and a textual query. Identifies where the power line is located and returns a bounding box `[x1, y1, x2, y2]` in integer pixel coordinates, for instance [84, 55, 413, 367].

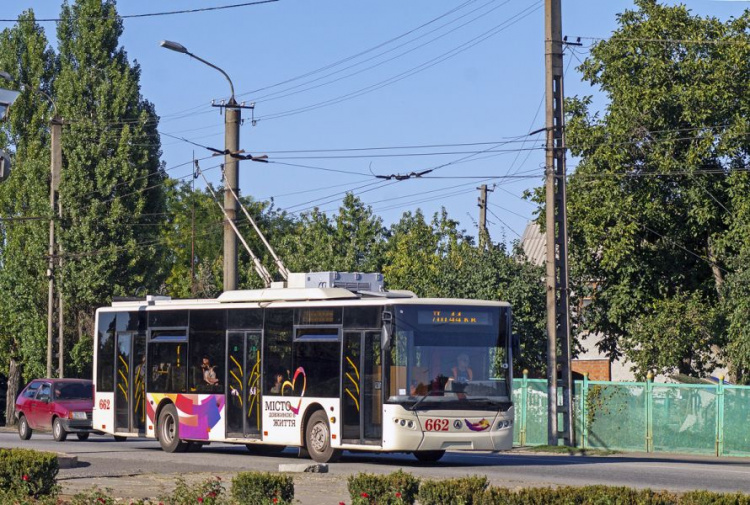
[0, 1, 278, 23]
[255, 2, 543, 122]
[487, 207, 521, 237]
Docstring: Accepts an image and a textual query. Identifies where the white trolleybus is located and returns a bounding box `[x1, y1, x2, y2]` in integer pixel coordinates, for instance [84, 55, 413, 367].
[93, 272, 514, 463]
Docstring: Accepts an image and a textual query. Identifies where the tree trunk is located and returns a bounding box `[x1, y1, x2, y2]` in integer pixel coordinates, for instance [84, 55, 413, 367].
[707, 237, 724, 297]
[5, 358, 22, 426]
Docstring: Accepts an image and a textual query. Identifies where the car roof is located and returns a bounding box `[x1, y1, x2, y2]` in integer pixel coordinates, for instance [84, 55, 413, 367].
[31, 378, 92, 384]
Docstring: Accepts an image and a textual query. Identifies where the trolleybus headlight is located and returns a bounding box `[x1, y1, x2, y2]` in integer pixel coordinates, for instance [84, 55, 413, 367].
[407, 421, 414, 429]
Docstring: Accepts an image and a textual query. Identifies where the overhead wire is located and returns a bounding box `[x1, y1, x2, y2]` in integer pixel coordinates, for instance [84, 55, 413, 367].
[0, 1, 278, 23]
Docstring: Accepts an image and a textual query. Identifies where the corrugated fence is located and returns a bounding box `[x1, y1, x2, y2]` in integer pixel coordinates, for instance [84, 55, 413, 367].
[512, 374, 750, 457]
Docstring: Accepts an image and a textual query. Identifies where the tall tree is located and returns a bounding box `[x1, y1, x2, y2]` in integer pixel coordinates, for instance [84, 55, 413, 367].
[55, 0, 167, 350]
[0, 11, 56, 423]
[565, 0, 750, 378]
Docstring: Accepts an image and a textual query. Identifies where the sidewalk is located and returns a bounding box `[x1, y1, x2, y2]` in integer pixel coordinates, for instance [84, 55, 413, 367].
[59, 470, 350, 505]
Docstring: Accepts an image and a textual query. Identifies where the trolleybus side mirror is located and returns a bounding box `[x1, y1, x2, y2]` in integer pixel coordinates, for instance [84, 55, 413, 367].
[512, 333, 521, 360]
[382, 311, 393, 350]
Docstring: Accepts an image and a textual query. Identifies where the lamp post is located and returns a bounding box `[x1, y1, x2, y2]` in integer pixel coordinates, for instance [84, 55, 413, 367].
[160, 40, 241, 292]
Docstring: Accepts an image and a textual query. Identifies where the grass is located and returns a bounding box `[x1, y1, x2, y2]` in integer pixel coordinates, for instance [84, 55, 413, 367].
[521, 445, 620, 456]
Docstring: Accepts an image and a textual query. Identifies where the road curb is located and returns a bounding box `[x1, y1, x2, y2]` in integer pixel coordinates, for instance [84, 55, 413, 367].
[56, 453, 78, 469]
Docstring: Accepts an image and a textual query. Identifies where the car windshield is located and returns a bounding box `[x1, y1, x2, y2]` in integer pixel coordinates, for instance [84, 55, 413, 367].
[386, 304, 510, 410]
[54, 383, 93, 400]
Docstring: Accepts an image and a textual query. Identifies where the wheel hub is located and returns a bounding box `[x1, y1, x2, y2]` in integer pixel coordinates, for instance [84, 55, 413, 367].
[310, 422, 328, 452]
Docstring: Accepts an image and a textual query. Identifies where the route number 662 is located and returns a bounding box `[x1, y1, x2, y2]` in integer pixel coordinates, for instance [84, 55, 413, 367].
[98, 399, 111, 410]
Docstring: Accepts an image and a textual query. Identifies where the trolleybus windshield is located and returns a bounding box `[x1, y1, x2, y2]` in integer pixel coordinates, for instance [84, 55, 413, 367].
[387, 304, 509, 410]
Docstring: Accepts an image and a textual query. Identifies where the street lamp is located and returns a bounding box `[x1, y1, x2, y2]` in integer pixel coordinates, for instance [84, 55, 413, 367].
[0, 71, 20, 122]
[160, 39, 241, 292]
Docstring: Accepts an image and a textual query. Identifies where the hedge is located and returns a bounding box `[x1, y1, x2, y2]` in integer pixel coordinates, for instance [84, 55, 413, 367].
[0, 448, 59, 498]
[347, 470, 420, 505]
[231, 471, 294, 505]
[418, 475, 489, 505]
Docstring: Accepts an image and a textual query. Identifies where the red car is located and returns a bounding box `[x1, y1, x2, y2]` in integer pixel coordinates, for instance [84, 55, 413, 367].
[15, 378, 95, 442]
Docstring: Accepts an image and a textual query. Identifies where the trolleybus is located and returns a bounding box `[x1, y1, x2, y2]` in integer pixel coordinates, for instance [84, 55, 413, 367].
[92, 272, 514, 462]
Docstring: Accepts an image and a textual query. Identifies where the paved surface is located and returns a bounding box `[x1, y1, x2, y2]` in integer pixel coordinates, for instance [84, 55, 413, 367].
[2, 430, 750, 503]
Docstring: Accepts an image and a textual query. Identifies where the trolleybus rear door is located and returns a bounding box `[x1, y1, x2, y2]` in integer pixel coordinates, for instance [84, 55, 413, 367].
[342, 331, 382, 444]
[226, 332, 262, 439]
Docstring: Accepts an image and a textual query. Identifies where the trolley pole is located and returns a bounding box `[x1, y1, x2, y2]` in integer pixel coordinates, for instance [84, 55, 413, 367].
[545, 0, 574, 447]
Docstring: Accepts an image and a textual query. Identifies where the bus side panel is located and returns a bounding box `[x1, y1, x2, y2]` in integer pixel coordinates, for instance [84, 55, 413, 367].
[93, 392, 115, 433]
[262, 396, 338, 447]
[146, 393, 226, 441]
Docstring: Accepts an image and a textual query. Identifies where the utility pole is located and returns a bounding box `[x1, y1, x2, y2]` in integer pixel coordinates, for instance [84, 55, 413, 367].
[223, 101, 240, 292]
[47, 116, 62, 378]
[545, 0, 574, 447]
[477, 184, 493, 249]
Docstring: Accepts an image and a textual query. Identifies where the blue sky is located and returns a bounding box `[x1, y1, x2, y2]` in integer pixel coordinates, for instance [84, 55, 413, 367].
[2, 1, 747, 245]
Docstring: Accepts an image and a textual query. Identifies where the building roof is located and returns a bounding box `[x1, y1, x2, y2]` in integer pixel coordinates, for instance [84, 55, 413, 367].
[520, 222, 545, 266]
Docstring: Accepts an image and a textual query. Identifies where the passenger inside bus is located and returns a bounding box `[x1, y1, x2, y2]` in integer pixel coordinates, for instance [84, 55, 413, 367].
[451, 353, 473, 382]
[201, 356, 220, 386]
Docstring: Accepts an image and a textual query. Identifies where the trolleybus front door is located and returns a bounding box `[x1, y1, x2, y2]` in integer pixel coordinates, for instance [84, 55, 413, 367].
[114, 332, 146, 434]
[226, 332, 262, 439]
[342, 331, 382, 444]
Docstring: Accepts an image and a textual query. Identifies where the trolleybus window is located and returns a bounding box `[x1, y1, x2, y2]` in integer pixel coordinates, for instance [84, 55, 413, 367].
[388, 304, 509, 409]
[97, 312, 116, 392]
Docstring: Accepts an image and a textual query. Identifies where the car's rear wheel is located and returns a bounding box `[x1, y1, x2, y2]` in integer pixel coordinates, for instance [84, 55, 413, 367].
[158, 404, 187, 453]
[17, 415, 32, 441]
[76, 433, 90, 441]
[52, 417, 68, 442]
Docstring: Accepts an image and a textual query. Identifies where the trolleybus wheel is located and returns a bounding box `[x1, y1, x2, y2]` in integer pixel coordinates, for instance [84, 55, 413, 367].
[52, 417, 68, 442]
[305, 410, 341, 463]
[158, 404, 187, 453]
[113, 435, 127, 442]
[76, 433, 90, 441]
[18, 415, 32, 440]
[414, 450, 445, 463]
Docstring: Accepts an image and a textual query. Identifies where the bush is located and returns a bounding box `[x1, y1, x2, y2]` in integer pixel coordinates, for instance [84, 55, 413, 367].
[475, 485, 681, 504]
[347, 470, 420, 505]
[681, 490, 750, 505]
[160, 476, 226, 505]
[417, 475, 488, 505]
[231, 471, 294, 505]
[0, 448, 59, 498]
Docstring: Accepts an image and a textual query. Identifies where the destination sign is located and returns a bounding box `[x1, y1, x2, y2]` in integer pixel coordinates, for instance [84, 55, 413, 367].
[418, 310, 490, 326]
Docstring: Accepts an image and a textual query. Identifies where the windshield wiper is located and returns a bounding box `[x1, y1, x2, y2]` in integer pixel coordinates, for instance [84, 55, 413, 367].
[408, 393, 432, 411]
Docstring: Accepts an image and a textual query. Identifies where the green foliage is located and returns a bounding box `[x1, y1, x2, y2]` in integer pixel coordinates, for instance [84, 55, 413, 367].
[231, 471, 293, 505]
[474, 486, 750, 504]
[563, 0, 750, 378]
[159, 476, 226, 505]
[70, 333, 94, 379]
[417, 475, 488, 505]
[347, 470, 420, 505]
[0, 448, 59, 498]
[69, 487, 118, 505]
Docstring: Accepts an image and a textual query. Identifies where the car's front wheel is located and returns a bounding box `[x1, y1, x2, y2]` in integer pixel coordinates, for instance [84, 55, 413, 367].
[52, 417, 68, 442]
[17, 415, 32, 441]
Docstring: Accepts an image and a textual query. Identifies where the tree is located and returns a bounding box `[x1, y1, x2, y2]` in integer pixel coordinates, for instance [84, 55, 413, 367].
[55, 0, 167, 352]
[0, 10, 56, 424]
[565, 0, 750, 378]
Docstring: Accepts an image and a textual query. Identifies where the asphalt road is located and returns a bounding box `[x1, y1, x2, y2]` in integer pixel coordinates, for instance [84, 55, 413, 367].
[2, 430, 750, 503]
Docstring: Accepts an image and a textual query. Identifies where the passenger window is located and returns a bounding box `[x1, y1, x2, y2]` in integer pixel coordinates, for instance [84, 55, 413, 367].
[148, 342, 187, 393]
[23, 382, 40, 399]
[37, 384, 51, 401]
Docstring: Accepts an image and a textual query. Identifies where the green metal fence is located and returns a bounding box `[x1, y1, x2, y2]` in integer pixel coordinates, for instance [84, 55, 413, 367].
[512, 373, 750, 456]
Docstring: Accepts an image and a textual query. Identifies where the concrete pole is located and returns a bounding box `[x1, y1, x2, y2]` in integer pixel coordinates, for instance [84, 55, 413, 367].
[47, 117, 62, 378]
[223, 102, 240, 292]
[545, 0, 574, 447]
